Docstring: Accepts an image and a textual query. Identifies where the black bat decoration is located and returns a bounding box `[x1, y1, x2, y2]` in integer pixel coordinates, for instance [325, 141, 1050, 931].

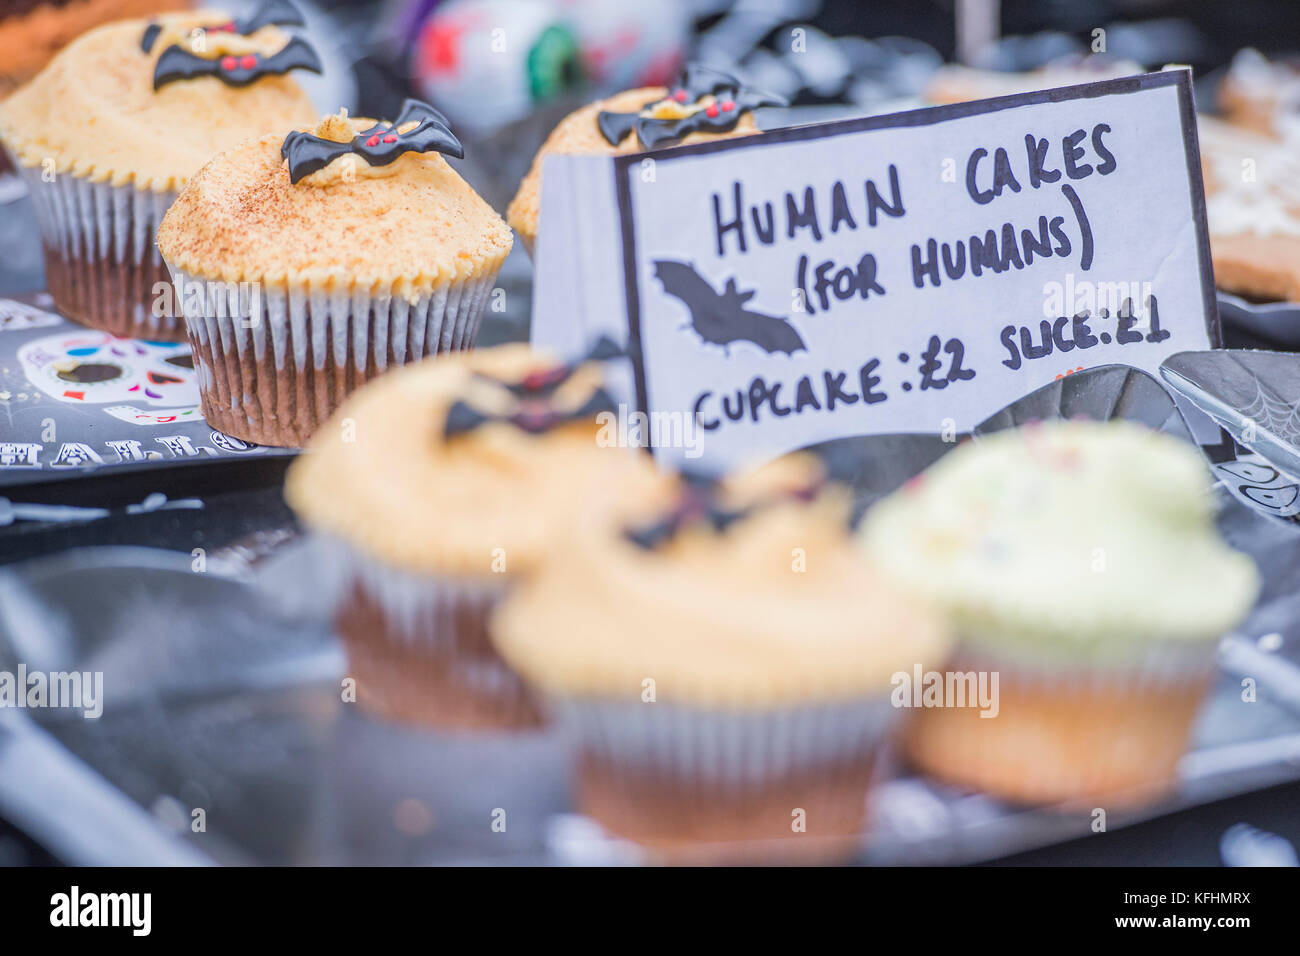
[597, 63, 786, 150]
[624, 471, 824, 550]
[142, 0, 306, 53]
[153, 35, 322, 90]
[653, 260, 806, 356]
[443, 387, 618, 439]
[472, 336, 625, 398]
[282, 99, 463, 185]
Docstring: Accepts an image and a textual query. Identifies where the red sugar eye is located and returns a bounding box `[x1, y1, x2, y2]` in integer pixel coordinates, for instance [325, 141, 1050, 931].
[721, 99, 735, 111]
[220, 56, 237, 70]
[240, 54, 257, 69]
[383, 133, 398, 143]
[705, 103, 719, 118]
[672, 89, 688, 102]
[366, 135, 380, 147]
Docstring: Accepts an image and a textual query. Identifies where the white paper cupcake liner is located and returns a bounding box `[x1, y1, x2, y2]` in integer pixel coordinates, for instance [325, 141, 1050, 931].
[164, 262, 503, 447]
[552, 694, 899, 788]
[15, 160, 179, 339]
[902, 636, 1221, 807]
[322, 535, 535, 727]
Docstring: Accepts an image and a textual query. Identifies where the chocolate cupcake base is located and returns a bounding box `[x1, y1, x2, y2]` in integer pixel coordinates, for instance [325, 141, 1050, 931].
[18, 163, 182, 339]
[330, 541, 538, 730]
[169, 265, 501, 448]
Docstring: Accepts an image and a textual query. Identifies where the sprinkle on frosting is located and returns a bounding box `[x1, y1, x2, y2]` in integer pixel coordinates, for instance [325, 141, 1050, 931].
[860, 419, 1259, 657]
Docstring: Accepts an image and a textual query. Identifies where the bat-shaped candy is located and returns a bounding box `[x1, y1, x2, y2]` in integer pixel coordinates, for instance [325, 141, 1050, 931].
[653, 260, 806, 356]
[471, 336, 624, 398]
[443, 387, 618, 439]
[142, 0, 307, 53]
[623, 471, 824, 550]
[282, 99, 463, 185]
[154, 35, 321, 90]
[597, 64, 786, 150]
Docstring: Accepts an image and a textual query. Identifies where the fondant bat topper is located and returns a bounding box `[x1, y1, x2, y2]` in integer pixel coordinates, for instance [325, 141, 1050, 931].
[597, 63, 787, 150]
[154, 36, 321, 90]
[141, 0, 306, 53]
[443, 387, 618, 439]
[471, 336, 625, 399]
[623, 471, 824, 550]
[281, 99, 463, 184]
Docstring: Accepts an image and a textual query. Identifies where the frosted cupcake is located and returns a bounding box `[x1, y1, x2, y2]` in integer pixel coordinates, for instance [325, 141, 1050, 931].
[0, 5, 320, 339]
[507, 64, 783, 255]
[157, 102, 513, 446]
[493, 458, 949, 863]
[285, 342, 643, 729]
[861, 420, 1259, 808]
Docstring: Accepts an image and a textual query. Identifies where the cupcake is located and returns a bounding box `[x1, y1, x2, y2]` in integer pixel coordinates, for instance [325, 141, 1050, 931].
[1217, 49, 1300, 139]
[860, 420, 1259, 808]
[507, 64, 784, 255]
[0, 0, 190, 95]
[157, 101, 512, 447]
[0, 5, 321, 340]
[0, 0, 192, 176]
[492, 458, 949, 863]
[1198, 116, 1300, 303]
[923, 55, 1144, 105]
[285, 342, 641, 729]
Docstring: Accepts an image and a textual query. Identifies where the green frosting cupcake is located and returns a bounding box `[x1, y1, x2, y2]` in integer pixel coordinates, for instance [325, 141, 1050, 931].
[860, 419, 1259, 664]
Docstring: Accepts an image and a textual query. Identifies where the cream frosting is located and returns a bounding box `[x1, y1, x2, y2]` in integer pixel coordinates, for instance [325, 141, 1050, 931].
[860, 420, 1259, 657]
[156, 112, 513, 297]
[492, 458, 951, 708]
[285, 344, 653, 578]
[0, 13, 318, 192]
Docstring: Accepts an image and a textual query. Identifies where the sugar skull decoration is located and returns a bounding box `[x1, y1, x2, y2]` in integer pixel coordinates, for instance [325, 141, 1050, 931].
[596, 64, 787, 150]
[281, 99, 463, 184]
[18, 331, 198, 407]
[144, 0, 322, 91]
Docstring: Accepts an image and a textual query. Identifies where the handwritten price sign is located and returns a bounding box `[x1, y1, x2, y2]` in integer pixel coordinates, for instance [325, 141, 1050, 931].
[532, 70, 1218, 470]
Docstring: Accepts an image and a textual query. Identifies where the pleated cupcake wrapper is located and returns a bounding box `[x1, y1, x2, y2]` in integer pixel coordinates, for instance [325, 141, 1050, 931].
[952, 635, 1220, 689]
[323, 536, 537, 726]
[903, 636, 1221, 807]
[551, 694, 900, 789]
[164, 261, 503, 447]
[14, 160, 179, 339]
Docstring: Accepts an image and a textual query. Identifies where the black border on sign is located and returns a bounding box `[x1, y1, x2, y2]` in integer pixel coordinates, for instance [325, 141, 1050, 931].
[612, 69, 1220, 420]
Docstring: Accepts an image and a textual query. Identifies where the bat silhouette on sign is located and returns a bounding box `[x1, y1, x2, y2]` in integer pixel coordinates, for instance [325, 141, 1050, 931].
[153, 35, 321, 89]
[597, 64, 786, 150]
[443, 388, 618, 439]
[142, 0, 307, 52]
[653, 260, 806, 356]
[281, 99, 462, 184]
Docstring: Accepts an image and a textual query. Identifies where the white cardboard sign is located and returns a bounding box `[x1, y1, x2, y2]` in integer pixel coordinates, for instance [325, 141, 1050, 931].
[532, 70, 1219, 471]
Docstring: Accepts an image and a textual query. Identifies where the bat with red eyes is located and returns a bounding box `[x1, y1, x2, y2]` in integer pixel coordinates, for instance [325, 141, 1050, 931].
[153, 35, 322, 90]
[142, 0, 306, 53]
[443, 387, 618, 439]
[280, 99, 463, 184]
[597, 64, 786, 149]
